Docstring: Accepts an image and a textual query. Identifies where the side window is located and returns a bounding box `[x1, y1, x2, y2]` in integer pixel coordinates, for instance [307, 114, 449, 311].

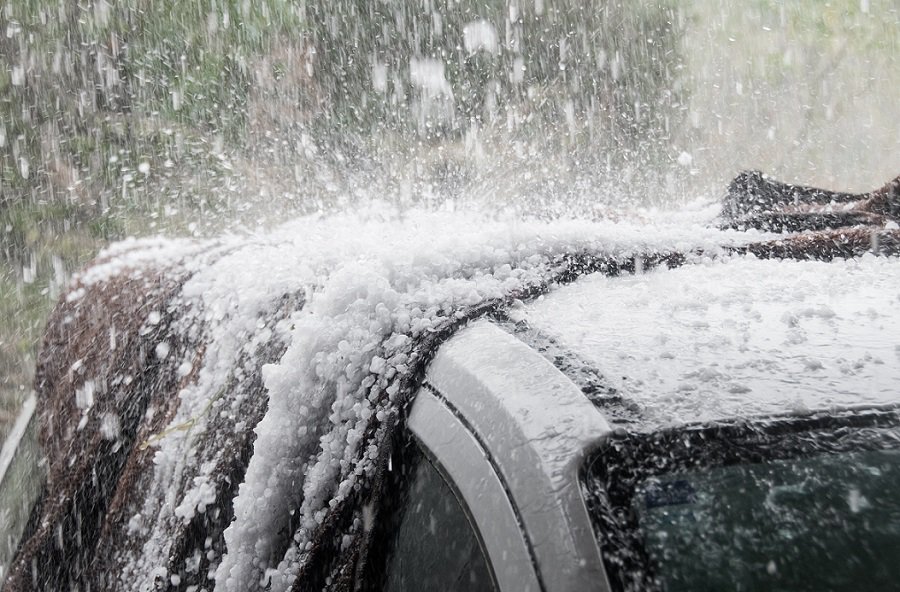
[367, 438, 496, 592]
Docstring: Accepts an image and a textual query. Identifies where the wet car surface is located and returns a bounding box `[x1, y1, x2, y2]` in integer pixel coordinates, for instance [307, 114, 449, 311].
[1, 175, 899, 590]
[377, 251, 900, 591]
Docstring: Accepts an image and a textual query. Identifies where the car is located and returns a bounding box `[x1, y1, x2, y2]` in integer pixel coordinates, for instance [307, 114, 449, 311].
[368, 253, 900, 592]
[2, 174, 899, 591]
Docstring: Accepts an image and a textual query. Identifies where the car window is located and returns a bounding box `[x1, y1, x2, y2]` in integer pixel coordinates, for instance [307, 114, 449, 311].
[366, 438, 496, 592]
[581, 408, 900, 592]
[636, 449, 900, 591]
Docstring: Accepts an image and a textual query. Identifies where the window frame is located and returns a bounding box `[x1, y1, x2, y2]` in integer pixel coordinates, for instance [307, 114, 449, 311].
[402, 382, 546, 592]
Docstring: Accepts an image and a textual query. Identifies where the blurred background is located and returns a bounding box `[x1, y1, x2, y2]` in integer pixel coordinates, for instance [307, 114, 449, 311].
[1, 0, 897, 436]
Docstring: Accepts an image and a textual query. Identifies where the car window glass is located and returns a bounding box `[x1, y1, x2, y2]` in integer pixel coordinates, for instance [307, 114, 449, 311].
[581, 412, 900, 592]
[636, 449, 900, 591]
[379, 443, 495, 592]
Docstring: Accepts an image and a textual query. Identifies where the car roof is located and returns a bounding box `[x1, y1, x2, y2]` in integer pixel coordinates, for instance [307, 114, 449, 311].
[521, 254, 900, 431]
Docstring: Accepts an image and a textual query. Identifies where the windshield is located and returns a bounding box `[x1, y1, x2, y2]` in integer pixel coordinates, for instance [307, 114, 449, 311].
[582, 408, 900, 592]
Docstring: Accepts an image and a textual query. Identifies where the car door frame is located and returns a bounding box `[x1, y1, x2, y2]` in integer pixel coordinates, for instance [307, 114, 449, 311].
[410, 320, 614, 592]
[409, 384, 542, 592]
